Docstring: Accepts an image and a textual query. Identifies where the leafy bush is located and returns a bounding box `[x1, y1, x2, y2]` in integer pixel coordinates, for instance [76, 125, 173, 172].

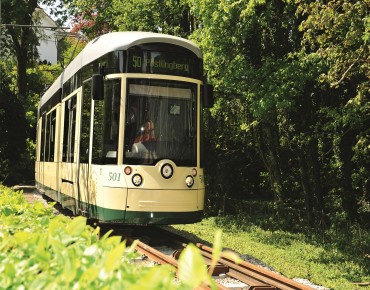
[0, 185, 217, 289]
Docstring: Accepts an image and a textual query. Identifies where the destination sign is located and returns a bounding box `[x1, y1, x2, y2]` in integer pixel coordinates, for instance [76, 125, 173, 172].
[127, 49, 201, 78]
[132, 55, 190, 73]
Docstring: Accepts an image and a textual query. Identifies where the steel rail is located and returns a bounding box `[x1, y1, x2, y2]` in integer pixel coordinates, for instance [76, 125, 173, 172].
[196, 243, 313, 290]
[135, 240, 228, 290]
[136, 240, 179, 268]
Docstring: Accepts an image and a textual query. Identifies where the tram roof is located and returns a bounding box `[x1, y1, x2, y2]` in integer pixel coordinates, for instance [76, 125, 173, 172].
[40, 31, 202, 107]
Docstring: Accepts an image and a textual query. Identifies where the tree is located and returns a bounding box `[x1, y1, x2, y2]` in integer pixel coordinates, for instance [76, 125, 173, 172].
[189, 0, 307, 205]
[65, 0, 114, 39]
[1, 0, 38, 101]
[113, 0, 195, 37]
[65, 0, 195, 39]
[0, 60, 28, 184]
[0, 0, 69, 184]
[0, 0, 69, 103]
[298, 0, 370, 223]
[191, 0, 370, 227]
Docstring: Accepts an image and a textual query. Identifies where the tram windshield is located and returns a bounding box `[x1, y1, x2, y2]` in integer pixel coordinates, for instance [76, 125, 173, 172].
[124, 79, 197, 166]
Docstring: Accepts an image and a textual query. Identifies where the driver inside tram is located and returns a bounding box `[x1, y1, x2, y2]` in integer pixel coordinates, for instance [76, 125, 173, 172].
[134, 120, 156, 143]
[132, 119, 158, 163]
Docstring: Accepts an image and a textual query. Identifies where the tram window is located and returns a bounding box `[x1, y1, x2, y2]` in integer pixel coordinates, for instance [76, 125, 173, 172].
[92, 100, 104, 164]
[46, 110, 56, 162]
[42, 110, 56, 162]
[92, 78, 121, 164]
[80, 81, 92, 163]
[124, 79, 197, 166]
[62, 96, 77, 163]
[51, 112, 56, 161]
[45, 114, 50, 161]
[40, 115, 46, 161]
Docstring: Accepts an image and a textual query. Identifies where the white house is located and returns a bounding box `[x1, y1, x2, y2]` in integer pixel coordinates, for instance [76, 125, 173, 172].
[34, 7, 59, 64]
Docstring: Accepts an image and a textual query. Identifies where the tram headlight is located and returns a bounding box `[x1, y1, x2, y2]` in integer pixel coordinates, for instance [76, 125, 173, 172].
[132, 174, 143, 186]
[185, 175, 194, 188]
[161, 163, 173, 179]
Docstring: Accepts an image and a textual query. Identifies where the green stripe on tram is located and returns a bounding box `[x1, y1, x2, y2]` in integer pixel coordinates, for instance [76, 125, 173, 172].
[36, 184, 202, 224]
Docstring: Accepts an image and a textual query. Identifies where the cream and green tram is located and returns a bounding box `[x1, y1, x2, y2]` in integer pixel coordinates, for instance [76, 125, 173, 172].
[35, 32, 213, 225]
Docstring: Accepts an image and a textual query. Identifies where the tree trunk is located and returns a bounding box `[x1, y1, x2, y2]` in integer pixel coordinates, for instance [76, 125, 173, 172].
[297, 138, 328, 228]
[16, 46, 29, 100]
[340, 129, 357, 221]
[297, 149, 314, 226]
[309, 138, 328, 227]
[254, 121, 284, 204]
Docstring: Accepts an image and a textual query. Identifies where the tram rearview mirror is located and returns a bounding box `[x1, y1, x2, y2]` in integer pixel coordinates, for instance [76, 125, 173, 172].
[92, 74, 104, 100]
[202, 84, 214, 108]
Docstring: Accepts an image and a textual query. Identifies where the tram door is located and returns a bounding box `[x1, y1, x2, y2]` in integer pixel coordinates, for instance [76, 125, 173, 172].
[60, 90, 81, 214]
[43, 109, 58, 200]
[77, 80, 93, 216]
[35, 117, 45, 192]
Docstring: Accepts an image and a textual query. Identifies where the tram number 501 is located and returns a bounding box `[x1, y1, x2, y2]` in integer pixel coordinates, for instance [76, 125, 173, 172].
[108, 172, 121, 182]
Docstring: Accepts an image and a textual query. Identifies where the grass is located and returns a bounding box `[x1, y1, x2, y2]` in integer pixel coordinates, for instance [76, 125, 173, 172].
[171, 216, 370, 290]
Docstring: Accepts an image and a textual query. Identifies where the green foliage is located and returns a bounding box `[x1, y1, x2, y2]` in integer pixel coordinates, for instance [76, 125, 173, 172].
[60, 37, 87, 67]
[191, 0, 370, 228]
[174, 217, 370, 290]
[66, 0, 194, 38]
[299, 0, 369, 87]
[65, 0, 115, 38]
[0, 59, 63, 185]
[113, 0, 193, 37]
[178, 244, 212, 289]
[0, 61, 29, 185]
[0, 61, 13, 183]
[297, 0, 370, 225]
[0, 185, 225, 289]
[0, 0, 71, 185]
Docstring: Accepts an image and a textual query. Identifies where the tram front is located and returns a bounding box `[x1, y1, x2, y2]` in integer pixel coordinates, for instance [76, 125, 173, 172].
[121, 76, 203, 224]
[90, 40, 213, 225]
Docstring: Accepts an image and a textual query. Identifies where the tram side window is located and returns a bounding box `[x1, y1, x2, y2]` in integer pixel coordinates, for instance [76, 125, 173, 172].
[80, 81, 92, 163]
[62, 96, 77, 162]
[92, 100, 104, 164]
[40, 110, 56, 162]
[104, 79, 121, 163]
[40, 115, 46, 161]
[45, 110, 56, 162]
[92, 78, 121, 164]
[45, 114, 50, 161]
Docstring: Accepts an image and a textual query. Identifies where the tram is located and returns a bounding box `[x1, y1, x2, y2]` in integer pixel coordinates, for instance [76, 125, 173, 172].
[35, 31, 213, 225]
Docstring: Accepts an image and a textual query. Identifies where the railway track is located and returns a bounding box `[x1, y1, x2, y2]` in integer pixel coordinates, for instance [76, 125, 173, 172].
[120, 226, 313, 290]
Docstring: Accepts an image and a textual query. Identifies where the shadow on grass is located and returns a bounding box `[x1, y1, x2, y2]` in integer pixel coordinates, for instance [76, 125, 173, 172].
[202, 214, 370, 280]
